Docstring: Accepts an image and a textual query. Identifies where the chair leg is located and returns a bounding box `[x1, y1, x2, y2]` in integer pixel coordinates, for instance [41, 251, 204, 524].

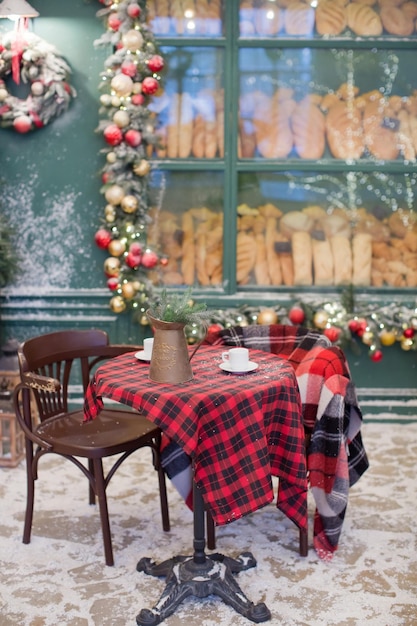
[88, 459, 95, 505]
[157, 466, 170, 532]
[206, 510, 216, 550]
[22, 440, 37, 544]
[299, 527, 308, 557]
[93, 458, 114, 566]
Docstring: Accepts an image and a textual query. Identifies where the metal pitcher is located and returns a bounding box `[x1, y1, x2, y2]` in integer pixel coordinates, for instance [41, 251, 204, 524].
[147, 311, 194, 384]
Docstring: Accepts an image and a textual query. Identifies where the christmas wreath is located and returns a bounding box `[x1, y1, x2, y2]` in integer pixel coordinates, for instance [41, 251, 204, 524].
[0, 31, 76, 133]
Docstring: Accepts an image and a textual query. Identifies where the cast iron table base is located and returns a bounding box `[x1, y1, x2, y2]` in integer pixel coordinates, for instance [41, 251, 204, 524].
[135, 483, 272, 626]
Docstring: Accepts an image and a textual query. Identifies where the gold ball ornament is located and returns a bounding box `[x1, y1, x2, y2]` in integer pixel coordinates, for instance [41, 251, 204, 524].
[122, 29, 144, 52]
[121, 282, 136, 299]
[0, 87, 8, 101]
[132, 82, 142, 94]
[110, 295, 126, 313]
[379, 329, 396, 346]
[104, 257, 121, 277]
[110, 73, 134, 97]
[121, 194, 138, 213]
[104, 206, 116, 223]
[400, 337, 414, 351]
[113, 109, 130, 128]
[411, 317, 417, 330]
[107, 239, 126, 257]
[31, 81, 44, 96]
[106, 151, 117, 164]
[313, 310, 329, 329]
[133, 159, 151, 176]
[361, 331, 374, 346]
[105, 184, 125, 205]
[111, 96, 121, 108]
[140, 314, 149, 325]
[100, 93, 112, 107]
[257, 308, 278, 325]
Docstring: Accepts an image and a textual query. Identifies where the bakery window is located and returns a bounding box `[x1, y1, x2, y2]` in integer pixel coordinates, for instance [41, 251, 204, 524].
[149, 46, 224, 159]
[238, 46, 417, 161]
[147, 0, 223, 37]
[238, 1, 417, 40]
[148, 169, 224, 287]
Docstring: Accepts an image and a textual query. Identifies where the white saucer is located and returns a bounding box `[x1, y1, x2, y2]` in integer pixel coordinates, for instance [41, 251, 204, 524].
[135, 351, 151, 362]
[219, 361, 258, 374]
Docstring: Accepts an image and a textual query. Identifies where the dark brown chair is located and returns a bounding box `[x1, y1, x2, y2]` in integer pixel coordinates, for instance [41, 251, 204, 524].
[13, 329, 170, 566]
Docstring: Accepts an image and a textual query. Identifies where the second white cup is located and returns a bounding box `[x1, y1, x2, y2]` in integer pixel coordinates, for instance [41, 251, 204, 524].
[222, 347, 249, 371]
[143, 337, 154, 359]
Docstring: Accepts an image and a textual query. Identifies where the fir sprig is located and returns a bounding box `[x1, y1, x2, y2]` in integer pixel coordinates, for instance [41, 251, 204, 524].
[148, 288, 210, 326]
[0, 213, 20, 288]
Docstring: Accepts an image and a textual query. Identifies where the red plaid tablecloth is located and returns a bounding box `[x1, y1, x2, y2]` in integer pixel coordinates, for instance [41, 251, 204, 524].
[84, 345, 307, 531]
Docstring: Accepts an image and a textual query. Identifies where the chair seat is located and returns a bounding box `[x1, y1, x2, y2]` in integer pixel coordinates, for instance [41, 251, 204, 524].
[36, 409, 159, 458]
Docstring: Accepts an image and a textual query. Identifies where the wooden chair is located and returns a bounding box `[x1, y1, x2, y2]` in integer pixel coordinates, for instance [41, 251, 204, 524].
[13, 329, 170, 566]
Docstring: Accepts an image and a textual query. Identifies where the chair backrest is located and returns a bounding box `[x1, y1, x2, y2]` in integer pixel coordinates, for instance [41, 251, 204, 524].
[18, 329, 110, 423]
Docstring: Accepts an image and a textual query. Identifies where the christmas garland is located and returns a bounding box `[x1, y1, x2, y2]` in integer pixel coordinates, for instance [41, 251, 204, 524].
[0, 31, 76, 133]
[94, 0, 165, 322]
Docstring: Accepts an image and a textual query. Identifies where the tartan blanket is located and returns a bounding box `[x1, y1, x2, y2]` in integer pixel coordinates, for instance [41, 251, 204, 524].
[202, 324, 369, 560]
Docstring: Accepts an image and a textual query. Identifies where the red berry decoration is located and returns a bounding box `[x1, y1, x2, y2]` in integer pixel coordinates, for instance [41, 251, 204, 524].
[107, 277, 120, 291]
[288, 306, 305, 325]
[125, 252, 141, 269]
[131, 93, 145, 106]
[324, 326, 341, 343]
[127, 3, 141, 18]
[94, 229, 112, 249]
[108, 13, 122, 31]
[124, 129, 142, 147]
[403, 327, 415, 338]
[147, 55, 164, 73]
[13, 115, 32, 133]
[121, 61, 137, 78]
[141, 250, 159, 268]
[141, 76, 159, 95]
[129, 242, 143, 256]
[103, 124, 123, 146]
[370, 349, 383, 362]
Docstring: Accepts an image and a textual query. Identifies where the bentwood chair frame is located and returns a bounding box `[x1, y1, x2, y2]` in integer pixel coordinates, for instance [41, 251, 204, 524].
[13, 329, 170, 566]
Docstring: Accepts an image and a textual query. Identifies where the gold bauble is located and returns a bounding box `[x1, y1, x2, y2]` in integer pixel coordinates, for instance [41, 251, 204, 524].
[122, 29, 144, 52]
[110, 295, 126, 314]
[111, 96, 121, 108]
[140, 314, 149, 325]
[107, 239, 126, 257]
[105, 184, 125, 206]
[257, 308, 278, 325]
[132, 281, 143, 291]
[121, 282, 136, 300]
[104, 257, 120, 277]
[121, 194, 138, 213]
[313, 310, 329, 329]
[104, 205, 116, 223]
[401, 337, 414, 351]
[110, 73, 134, 97]
[132, 82, 142, 94]
[133, 159, 151, 176]
[361, 331, 374, 346]
[106, 151, 117, 164]
[379, 329, 396, 346]
[100, 93, 112, 107]
[113, 109, 130, 128]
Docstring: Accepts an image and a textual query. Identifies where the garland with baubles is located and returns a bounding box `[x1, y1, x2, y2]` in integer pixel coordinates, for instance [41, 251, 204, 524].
[94, 0, 165, 321]
[0, 31, 76, 133]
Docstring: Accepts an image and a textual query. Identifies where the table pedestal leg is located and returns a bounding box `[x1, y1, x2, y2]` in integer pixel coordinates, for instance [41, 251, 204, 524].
[136, 482, 271, 626]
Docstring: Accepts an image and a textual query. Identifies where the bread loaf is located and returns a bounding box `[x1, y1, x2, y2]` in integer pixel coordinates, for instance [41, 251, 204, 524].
[326, 101, 365, 159]
[237, 231, 257, 284]
[280, 211, 314, 238]
[363, 99, 400, 160]
[254, 233, 271, 285]
[352, 233, 372, 286]
[291, 98, 326, 159]
[346, 3, 383, 35]
[312, 238, 334, 286]
[330, 235, 353, 285]
[284, 2, 315, 35]
[380, 6, 415, 35]
[255, 4, 283, 35]
[292, 231, 313, 286]
[315, 1, 347, 35]
[166, 93, 180, 158]
[265, 217, 283, 285]
[253, 92, 294, 158]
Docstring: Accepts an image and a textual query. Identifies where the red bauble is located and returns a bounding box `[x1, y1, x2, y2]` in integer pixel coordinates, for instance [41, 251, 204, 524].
[107, 277, 119, 291]
[147, 55, 164, 73]
[121, 61, 137, 78]
[403, 327, 415, 338]
[141, 76, 159, 95]
[125, 252, 141, 269]
[324, 326, 341, 343]
[94, 229, 112, 249]
[348, 318, 367, 336]
[141, 250, 159, 268]
[370, 349, 383, 362]
[108, 13, 122, 31]
[13, 115, 32, 133]
[206, 323, 223, 342]
[288, 306, 305, 325]
[127, 3, 141, 18]
[131, 93, 145, 106]
[129, 242, 143, 256]
[103, 124, 123, 146]
[101, 172, 112, 184]
[124, 129, 142, 147]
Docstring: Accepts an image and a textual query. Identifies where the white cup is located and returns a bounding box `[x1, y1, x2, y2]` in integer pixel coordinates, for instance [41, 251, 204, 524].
[222, 347, 249, 371]
[143, 337, 154, 359]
